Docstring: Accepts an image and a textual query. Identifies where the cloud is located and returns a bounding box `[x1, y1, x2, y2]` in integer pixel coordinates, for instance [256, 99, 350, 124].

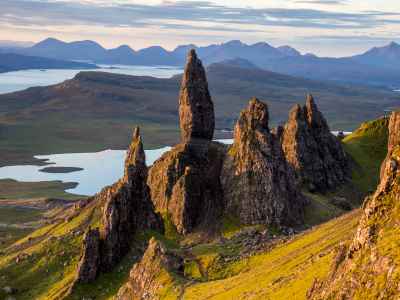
[0, 0, 399, 32]
[294, 0, 348, 5]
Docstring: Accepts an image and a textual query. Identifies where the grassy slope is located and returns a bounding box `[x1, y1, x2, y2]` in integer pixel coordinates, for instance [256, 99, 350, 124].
[343, 117, 389, 194]
[184, 211, 360, 299]
[0, 179, 82, 201]
[0, 117, 389, 299]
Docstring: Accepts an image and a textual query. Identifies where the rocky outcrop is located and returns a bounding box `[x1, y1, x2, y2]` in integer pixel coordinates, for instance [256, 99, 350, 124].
[148, 50, 224, 235]
[148, 140, 225, 234]
[221, 98, 306, 226]
[76, 127, 163, 282]
[282, 95, 349, 192]
[100, 127, 163, 270]
[76, 228, 101, 283]
[179, 49, 215, 142]
[308, 111, 400, 300]
[116, 237, 184, 300]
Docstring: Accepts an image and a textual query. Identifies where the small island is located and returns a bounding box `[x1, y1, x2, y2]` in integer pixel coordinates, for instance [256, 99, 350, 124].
[38, 166, 84, 174]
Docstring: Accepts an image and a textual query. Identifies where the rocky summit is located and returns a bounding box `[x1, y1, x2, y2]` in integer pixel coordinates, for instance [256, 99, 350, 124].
[282, 94, 350, 192]
[75, 127, 163, 283]
[179, 49, 215, 142]
[221, 98, 307, 226]
[308, 111, 400, 300]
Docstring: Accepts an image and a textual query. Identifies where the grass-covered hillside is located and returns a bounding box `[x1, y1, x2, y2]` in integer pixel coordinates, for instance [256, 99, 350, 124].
[0, 116, 391, 300]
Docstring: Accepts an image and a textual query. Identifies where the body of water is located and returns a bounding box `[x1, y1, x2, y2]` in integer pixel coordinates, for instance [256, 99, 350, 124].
[0, 134, 350, 197]
[0, 140, 233, 196]
[0, 65, 182, 94]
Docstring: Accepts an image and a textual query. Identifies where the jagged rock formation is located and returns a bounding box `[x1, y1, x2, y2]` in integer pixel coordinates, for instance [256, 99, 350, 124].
[116, 238, 184, 300]
[282, 95, 350, 192]
[308, 111, 400, 300]
[75, 127, 163, 282]
[179, 49, 215, 142]
[221, 98, 307, 226]
[76, 228, 101, 283]
[148, 50, 224, 234]
[148, 140, 225, 235]
[101, 127, 163, 270]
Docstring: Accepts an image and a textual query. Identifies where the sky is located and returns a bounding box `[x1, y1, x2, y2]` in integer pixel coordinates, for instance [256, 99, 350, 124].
[0, 0, 400, 57]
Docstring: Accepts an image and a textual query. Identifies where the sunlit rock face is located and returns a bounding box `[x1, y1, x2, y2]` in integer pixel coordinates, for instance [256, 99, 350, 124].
[282, 94, 350, 192]
[221, 98, 307, 227]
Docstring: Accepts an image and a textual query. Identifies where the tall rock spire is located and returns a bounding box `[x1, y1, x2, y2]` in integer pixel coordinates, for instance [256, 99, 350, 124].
[282, 95, 350, 192]
[221, 98, 306, 226]
[123, 126, 146, 183]
[179, 49, 215, 142]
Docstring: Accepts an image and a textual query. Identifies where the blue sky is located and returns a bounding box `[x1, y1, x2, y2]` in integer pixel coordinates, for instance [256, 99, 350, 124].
[0, 0, 399, 56]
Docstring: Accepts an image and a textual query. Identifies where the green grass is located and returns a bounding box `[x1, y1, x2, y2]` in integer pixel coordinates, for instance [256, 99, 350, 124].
[0, 207, 43, 224]
[0, 179, 83, 201]
[343, 117, 389, 193]
[184, 210, 361, 299]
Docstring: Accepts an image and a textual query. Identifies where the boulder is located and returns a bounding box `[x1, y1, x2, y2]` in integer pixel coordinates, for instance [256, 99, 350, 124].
[116, 238, 184, 300]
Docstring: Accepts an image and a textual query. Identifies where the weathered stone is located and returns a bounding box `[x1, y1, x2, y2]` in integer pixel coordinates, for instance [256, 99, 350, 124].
[148, 140, 225, 234]
[221, 98, 307, 226]
[282, 94, 350, 192]
[75, 127, 163, 283]
[116, 237, 184, 300]
[76, 228, 101, 283]
[100, 127, 163, 270]
[179, 49, 215, 142]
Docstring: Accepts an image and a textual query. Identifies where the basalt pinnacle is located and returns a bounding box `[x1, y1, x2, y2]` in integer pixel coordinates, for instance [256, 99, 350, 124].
[282, 94, 350, 192]
[179, 49, 215, 142]
[75, 127, 163, 283]
[221, 98, 306, 226]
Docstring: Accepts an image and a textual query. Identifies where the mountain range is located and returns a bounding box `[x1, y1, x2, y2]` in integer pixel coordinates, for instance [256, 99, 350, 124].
[4, 38, 400, 88]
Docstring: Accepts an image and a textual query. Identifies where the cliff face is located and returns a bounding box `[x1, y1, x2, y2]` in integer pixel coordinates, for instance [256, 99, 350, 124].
[116, 238, 184, 300]
[148, 138, 225, 235]
[308, 111, 400, 300]
[282, 95, 350, 192]
[75, 127, 163, 282]
[221, 98, 307, 226]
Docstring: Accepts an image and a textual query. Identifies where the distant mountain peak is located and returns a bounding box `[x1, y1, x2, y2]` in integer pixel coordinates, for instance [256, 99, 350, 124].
[224, 40, 246, 47]
[278, 45, 301, 57]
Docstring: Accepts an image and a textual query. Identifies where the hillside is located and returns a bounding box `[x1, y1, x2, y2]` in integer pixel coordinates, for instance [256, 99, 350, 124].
[309, 111, 400, 300]
[0, 53, 97, 73]
[0, 117, 387, 300]
[0, 50, 394, 300]
[0, 62, 398, 166]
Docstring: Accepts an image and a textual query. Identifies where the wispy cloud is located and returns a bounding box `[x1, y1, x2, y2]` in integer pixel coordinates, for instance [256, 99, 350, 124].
[1, 0, 399, 31]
